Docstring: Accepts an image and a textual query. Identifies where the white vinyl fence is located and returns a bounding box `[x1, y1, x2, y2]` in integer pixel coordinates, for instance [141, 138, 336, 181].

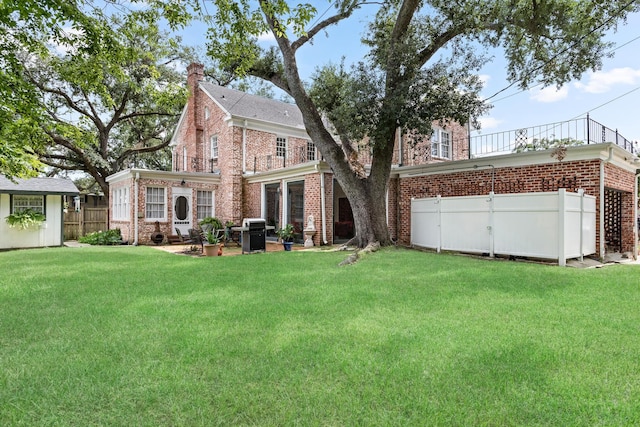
[411, 189, 596, 266]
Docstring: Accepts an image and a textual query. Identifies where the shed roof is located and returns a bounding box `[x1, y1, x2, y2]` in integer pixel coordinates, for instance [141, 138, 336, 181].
[0, 175, 79, 196]
[199, 82, 305, 129]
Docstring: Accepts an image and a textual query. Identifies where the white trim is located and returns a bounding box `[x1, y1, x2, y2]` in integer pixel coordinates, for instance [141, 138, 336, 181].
[398, 143, 638, 179]
[145, 186, 167, 222]
[107, 168, 221, 186]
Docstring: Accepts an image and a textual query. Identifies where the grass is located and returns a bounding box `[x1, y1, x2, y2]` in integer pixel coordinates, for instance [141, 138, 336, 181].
[1, 246, 639, 426]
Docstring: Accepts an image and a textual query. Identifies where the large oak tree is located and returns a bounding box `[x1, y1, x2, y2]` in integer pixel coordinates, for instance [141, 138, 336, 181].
[195, 0, 639, 249]
[1, 2, 189, 196]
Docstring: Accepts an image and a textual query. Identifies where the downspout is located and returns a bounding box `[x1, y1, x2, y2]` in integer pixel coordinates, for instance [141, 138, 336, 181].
[134, 172, 140, 246]
[599, 147, 613, 260]
[316, 164, 328, 245]
[396, 127, 403, 166]
[635, 170, 639, 260]
[242, 120, 247, 174]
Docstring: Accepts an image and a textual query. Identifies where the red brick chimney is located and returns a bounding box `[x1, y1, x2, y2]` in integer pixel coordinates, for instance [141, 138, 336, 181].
[185, 63, 205, 170]
[187, 63, 204, 132]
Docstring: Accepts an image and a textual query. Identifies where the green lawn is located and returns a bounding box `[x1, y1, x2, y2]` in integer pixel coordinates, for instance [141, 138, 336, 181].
[1, 246, 639, 426]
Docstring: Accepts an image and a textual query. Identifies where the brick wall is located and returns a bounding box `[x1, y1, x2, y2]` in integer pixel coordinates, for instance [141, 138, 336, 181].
[397, 159, 636, 254]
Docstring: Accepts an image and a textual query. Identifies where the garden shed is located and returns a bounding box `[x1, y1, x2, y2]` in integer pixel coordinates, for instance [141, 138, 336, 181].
[0, 175, 79, 249]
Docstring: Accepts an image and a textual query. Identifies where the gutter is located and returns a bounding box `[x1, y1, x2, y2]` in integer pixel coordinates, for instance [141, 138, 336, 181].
[635, 170, 639, 260]
[134, 172, 140, 246]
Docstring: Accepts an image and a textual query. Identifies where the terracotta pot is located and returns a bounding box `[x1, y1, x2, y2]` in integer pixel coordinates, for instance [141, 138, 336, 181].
[203, 243, 219, 256]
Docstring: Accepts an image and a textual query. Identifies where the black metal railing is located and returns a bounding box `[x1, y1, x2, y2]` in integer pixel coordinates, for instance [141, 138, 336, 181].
[470, 115, 636, 157]
[173, 154, 219, 173]
[251, 146, 319, 173]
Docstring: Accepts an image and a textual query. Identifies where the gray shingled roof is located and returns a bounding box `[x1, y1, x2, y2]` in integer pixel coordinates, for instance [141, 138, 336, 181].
[200, 82, 305, 129]
[0, 175, 79, 195]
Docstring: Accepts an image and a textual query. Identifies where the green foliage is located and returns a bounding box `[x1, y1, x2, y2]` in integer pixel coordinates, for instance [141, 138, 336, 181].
[78, 229, 123, 245]
[205, 230, 220, 244]
[4, 208, 46, 230]
[1, 247, 640, 424]
[1, 3, 189, 194]
[200, 216, 224, 231]
[275, 223, 295, 242]
[514, 137, 585, 153]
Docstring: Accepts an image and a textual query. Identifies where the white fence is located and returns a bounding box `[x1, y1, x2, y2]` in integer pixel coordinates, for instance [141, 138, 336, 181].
[411, 189, 596, 266]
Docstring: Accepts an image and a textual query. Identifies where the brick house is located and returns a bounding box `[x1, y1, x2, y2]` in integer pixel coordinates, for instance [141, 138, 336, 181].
[107, 62, 638, 259]
[107, 63, 468, 246]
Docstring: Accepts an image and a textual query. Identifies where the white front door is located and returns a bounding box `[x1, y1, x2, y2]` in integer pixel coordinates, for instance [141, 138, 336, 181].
[172, 187, 192, 234]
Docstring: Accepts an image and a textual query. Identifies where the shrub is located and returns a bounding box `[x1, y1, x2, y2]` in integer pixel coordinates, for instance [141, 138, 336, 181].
[79, 229, 123, 245]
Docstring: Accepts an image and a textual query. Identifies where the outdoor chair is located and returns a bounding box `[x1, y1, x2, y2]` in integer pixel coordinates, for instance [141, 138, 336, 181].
[175, 228, 193, 244]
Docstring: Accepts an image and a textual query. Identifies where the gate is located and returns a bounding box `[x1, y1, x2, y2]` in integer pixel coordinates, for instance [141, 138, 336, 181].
[64, 207, 108, 240]
[604, 189, 622, 252]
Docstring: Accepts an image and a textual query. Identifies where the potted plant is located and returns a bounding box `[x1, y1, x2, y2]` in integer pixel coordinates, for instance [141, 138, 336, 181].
[276, 223, 295, 251]
[5, 208, 46, 230]
[199, 216, 223, 233]
[203, 230, 220, 256]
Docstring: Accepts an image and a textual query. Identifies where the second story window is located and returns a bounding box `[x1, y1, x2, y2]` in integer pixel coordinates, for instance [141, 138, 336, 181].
[307, 141, 316, 161]
[276, 136, 287, 158]
[431, 129, 451, 159]
[204, 106, 210, 120]
[210, 135, 218, 159]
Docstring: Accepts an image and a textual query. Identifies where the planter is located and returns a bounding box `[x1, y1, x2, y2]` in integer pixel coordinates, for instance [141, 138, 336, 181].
[282, 241, 293, 251]
[203, 243, 220, 257]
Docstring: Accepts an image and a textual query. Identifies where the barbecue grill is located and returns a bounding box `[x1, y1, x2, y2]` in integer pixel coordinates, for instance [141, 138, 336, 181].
[241, 218, 266, 254]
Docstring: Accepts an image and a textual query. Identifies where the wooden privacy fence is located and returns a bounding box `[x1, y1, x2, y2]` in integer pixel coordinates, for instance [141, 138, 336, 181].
[411, 189, 596, 266]
[64, 207, 108, 240]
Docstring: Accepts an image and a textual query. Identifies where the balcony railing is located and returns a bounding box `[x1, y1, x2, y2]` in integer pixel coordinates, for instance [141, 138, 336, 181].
[251, 146, 319, 173]
[470, 115, 636, 157]
[173, 155, 219, 173]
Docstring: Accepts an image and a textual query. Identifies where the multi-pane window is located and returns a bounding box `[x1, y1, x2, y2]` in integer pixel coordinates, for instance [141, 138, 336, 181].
[197, 190, 213, 221]
[112, 187, 130, 220]
[431, 129, 451, 159]
[210, 135, 218, 159]
[13, 195, 44, 215]
[276, 136, 287, 158]
[145, 187, 165, 220]
[306, 140, 316, 161]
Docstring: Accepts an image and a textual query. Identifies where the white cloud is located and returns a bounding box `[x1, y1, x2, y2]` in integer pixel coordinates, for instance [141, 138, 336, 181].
[574, 67, 640, 94]
[478, 74, 491, 86]
[477, 117, 503, 131]
[257, 31, 276, 42]
[529, 85, 568, 103]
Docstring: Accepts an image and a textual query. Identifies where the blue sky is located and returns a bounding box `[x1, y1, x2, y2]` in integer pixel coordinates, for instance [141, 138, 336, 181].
[177, 3, 640, 144]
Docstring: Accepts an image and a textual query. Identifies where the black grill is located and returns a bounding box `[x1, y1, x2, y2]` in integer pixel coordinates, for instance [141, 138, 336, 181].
[241, 218, 266, 254]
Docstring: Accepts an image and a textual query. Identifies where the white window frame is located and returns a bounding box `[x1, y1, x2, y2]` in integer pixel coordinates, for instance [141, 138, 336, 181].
[431, 128, 451, 160]
[204, 106, 210, 120]
[306, 140, 316, 161]
[12, 195, 45, 216]
[112, 187, 130, 220]
[210, 135, 218, 159]
[196, 190, 214, 221]
[145, 186, 166, 221]
[276, 136, 287, 158]
[182, 146, 187, 171]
